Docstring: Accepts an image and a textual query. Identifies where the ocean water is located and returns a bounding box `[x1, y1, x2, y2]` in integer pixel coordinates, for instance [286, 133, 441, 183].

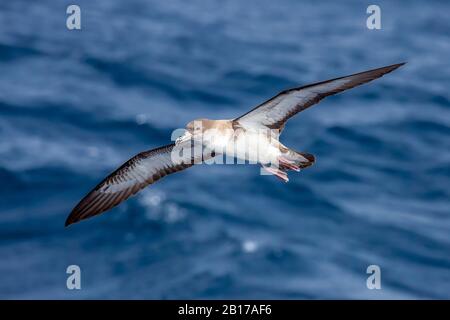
[0, 0, 449, 299]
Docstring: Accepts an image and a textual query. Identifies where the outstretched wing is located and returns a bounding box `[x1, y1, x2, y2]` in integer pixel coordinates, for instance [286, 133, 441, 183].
[66, 142, 197, 226]
[234, 63, 405, 130]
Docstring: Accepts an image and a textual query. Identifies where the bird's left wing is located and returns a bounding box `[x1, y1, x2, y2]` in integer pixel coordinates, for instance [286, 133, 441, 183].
[66, 142, 197, 226]
[234, 63, 405, 131]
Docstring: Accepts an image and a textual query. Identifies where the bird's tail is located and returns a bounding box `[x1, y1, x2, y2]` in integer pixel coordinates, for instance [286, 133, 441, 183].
[261, 149, 315, 182]
[279, 149, 315, 171]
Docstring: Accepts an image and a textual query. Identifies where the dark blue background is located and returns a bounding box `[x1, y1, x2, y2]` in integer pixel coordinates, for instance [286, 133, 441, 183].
[0, 0, 449, 298]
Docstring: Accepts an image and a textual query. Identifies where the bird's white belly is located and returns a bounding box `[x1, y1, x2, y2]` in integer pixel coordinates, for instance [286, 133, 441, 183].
[204, 129, 280, 165]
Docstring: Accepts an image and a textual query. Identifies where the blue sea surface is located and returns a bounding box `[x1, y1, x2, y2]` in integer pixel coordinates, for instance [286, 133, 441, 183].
[0, 0, 449, 299]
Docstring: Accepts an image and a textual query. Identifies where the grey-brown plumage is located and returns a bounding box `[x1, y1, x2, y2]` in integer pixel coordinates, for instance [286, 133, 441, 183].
[66, 63, 405, 226]
[235, 63, 405, 130]
[65, 143, 194, 226]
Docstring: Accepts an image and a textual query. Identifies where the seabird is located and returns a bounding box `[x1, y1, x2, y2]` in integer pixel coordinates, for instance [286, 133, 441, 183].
[66, 63, 404, 226]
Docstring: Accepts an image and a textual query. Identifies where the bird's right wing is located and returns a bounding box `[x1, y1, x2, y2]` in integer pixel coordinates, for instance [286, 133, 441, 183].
[66, 142, 199, 226]
[234, 63, 405, 131]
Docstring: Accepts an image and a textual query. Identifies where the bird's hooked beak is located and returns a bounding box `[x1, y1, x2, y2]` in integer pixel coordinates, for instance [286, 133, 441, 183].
[175, 130, 193, 145]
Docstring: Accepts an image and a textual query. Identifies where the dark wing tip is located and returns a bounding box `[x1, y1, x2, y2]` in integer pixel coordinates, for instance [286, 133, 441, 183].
[65, 189, 126, 227]
[382, 62, 406, 72]
[65, 204, 83, 227]
[65, 198, 93, 227]
[351, 62, 406, 80]
[64, 189, 112, 227]
[391, 62, 406, 67]
[65, 214, 76, 227]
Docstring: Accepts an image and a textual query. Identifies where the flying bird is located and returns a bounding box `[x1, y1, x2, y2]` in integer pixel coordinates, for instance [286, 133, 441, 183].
[66, 63, 405, 226]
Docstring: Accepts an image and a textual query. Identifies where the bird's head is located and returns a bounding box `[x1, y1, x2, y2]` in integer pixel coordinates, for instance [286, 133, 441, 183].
[175, 119, 209, 145]
[185, 118, 210, 135]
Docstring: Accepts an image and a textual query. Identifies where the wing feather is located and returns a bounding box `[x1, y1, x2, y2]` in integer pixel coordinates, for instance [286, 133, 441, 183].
[66, 142, 197, 226]
[235, 63, 405, 130]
